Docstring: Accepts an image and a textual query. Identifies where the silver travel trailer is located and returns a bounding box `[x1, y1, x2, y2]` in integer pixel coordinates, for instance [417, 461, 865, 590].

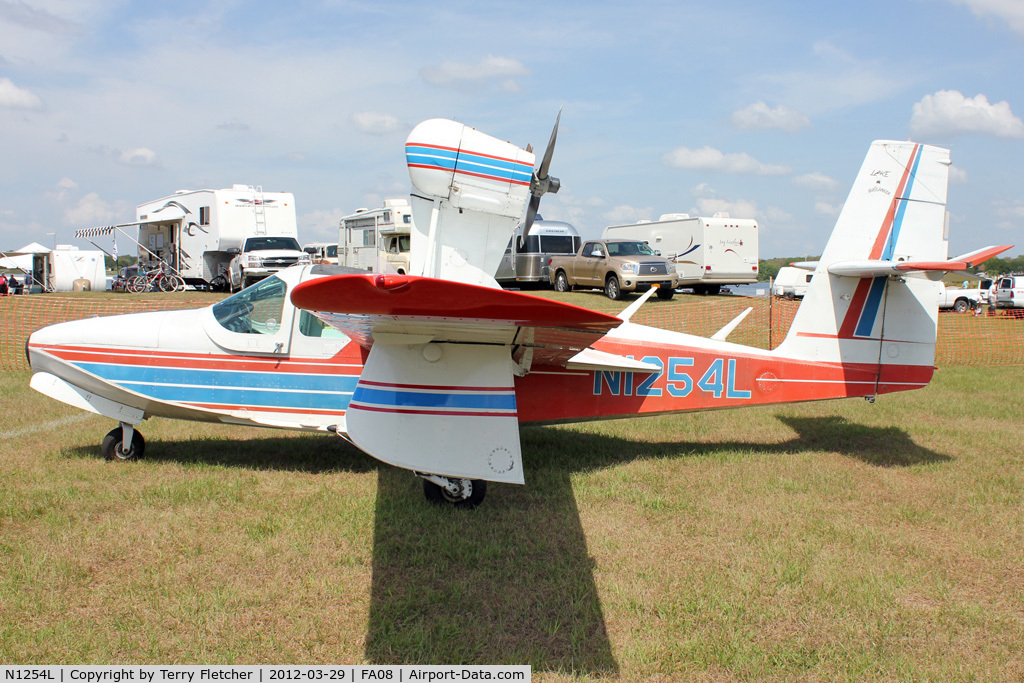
[495, 218, 581, 286]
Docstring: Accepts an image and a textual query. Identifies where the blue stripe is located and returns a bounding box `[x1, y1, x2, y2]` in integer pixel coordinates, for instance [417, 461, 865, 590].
[883, 145, 922, 260]
[116, 383, 352, 410]
[73, 362, 359, 393]
[406, 146, 533, 184]
[855, 277, 888, 337]
[353, 386, 516, 411]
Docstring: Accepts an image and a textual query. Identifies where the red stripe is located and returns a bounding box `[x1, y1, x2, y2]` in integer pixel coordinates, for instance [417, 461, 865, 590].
[186, 403, 345, 416]
[405, 142, 528, 167]
[868, 144, 920, 259]
[837, 278, 875, 338]
[32, 344, 361, 375]
[406, 162, 531, 187]
[349, 404, 515, 418]
[357, 379, 513, 392]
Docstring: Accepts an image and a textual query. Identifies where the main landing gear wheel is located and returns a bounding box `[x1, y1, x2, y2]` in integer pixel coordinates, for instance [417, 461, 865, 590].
[100, 425, 145, 461]
[422, 476, 487, 509]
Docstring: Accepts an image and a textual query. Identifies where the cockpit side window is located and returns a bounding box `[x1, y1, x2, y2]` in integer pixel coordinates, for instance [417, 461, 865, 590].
[213, 276, 287, 334]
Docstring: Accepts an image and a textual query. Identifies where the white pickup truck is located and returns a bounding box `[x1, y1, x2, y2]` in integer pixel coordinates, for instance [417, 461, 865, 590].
[938, 280, 993, 312]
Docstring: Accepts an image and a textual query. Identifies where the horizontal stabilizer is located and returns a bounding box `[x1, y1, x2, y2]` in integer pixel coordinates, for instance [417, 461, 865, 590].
[710, 307, 753, 341]
[828, 245, 1012, 279]
[566, 348, 661, 373]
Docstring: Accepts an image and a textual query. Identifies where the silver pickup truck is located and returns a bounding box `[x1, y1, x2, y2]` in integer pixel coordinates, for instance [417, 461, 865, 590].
[548, 238, 679, 300]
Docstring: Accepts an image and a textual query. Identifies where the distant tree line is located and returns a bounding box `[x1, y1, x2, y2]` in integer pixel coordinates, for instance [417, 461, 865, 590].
[104, 255, 138, 271]
[973, 255, 1024, 278]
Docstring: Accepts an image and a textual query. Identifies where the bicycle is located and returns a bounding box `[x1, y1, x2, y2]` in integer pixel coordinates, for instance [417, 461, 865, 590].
[127, 264, 185, 293]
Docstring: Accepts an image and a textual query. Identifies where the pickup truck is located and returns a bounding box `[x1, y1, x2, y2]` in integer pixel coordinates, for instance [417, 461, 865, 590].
[549, 238, 679, 300]
[938, 280, 993, 312]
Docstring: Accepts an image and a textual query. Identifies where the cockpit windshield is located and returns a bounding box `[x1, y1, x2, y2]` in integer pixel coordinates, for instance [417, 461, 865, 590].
[213, 276, 287, 335]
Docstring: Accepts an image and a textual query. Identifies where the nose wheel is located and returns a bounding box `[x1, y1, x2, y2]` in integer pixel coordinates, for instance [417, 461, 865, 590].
[100, 423, 146, 461]
[419, 474, 487, 509]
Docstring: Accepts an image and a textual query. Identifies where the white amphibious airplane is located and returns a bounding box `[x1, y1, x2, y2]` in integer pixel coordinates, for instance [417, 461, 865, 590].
[28, 116, 1011, 507]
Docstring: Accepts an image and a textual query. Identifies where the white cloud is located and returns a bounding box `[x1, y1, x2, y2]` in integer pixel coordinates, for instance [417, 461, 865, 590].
[910, 90, 1024, 139]
[730, 101, 811, 132]
[683, 184, 790, 223]
[0, 76, 42, 109]
[420, 55, 530, 90]
[350, 111, 401, 135]
[116, 147, 159, 166]
[217, 118, 250, 132]
[994, 199, 1024, 219]
[792, 172, 839, 192]
[298, 207, 347, 243]
[64, 192, 114, 226]
[662, 146, 790, 175]
[52, 177, 77, 203]
[603, 204, 654, 224]
[0, 1, 81, 35]
[949, 166, 969, 184]
[814, 201, 842, 217]
[949, 0, 1024, 35]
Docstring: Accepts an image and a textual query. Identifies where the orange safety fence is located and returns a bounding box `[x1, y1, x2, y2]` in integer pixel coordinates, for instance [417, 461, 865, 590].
[1, 293, 1021, 372]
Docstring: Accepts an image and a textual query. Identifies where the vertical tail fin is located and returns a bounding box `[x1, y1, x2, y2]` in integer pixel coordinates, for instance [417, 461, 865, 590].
[776, 141, 952, 374]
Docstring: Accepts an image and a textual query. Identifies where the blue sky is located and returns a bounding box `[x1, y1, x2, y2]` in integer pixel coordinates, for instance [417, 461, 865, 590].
[2, 0, 1023, 259]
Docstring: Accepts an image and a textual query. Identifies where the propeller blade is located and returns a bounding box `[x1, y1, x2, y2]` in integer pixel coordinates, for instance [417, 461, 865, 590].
[524, 195, 541, 233]
[536, 108, 561, 184]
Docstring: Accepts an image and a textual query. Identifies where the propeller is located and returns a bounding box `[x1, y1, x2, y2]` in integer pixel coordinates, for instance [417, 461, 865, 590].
[524, 109, 562, 232]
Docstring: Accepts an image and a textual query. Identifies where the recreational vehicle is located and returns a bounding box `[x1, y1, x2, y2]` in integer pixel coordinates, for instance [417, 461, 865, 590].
[603, 213, 759, 294]
[135, 185, 307, 290]
[495, 218, 581, 286]
[338, 199, 413, 273]
[772, 266, 814, 298]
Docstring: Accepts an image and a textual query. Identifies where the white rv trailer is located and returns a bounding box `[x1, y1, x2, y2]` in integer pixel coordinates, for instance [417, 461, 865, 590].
[135, 185, 302, 290]
[495, 218, 581, 286]
[772, 265, 814, 298]
[338, 199, 413, 274]
[602, 213, 760, 294]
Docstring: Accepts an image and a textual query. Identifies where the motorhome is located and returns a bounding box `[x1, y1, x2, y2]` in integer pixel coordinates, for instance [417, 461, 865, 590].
[495, 218, 581, 286]
[602, 213, 759, 294]
[135, 185, 307, 290]
[338, 199, 413, 273]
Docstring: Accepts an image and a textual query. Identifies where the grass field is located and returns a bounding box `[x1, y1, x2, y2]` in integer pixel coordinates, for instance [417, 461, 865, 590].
[2, 353, 1023, 679]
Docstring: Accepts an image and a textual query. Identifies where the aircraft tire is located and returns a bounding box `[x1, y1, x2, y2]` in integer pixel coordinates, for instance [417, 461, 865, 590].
[100, 427, 145, 462]
[423, 478, 487, 509]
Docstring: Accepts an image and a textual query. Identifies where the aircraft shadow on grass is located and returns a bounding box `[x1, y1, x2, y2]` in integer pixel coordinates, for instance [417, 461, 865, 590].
[67, 416, 949, 673]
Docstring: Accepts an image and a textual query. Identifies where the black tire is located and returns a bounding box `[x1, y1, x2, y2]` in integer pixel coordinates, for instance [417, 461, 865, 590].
[605, 275, 623, 300]
[423, 478, 487, 509]
[953, 298, 970, 313]
[100, 427, 145, 461]
[554, 271, 571, 293]
[706, 284, 722, 296]
[656, 287, 675, 300]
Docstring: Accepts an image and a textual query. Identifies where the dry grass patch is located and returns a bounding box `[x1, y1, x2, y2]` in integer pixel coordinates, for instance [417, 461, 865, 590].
[2, 366, 1024, 680]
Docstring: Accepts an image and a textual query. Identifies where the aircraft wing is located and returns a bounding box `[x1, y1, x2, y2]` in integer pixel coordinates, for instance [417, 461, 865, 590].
[290, 273, 627, 369]
[290, 273, 639, 485]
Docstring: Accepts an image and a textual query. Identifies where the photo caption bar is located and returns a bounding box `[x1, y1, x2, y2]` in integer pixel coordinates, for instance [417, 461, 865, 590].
[0, 667, 531, 683]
